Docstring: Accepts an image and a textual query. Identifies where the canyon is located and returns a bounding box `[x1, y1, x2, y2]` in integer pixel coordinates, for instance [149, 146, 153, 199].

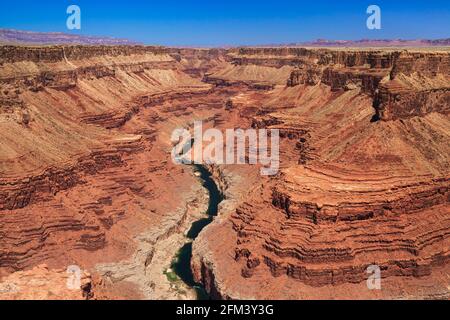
[0, 44, 448, 300]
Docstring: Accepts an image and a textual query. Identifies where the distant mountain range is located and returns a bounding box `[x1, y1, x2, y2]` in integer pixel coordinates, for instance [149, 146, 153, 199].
[0, 29, 141, 45]
[1, 28, 449, 47]
[254, 38, 450, 48]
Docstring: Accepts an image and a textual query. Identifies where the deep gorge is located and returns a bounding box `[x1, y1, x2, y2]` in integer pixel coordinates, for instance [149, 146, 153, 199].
[0, 45, 448, 300]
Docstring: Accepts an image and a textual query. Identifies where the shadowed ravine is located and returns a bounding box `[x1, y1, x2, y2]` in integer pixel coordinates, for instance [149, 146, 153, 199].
[171, 164, 224, 300]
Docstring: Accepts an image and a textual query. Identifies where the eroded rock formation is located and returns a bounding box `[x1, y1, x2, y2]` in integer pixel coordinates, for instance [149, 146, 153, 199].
[191, 47, 450, 300]
[0, 45, 448, 300]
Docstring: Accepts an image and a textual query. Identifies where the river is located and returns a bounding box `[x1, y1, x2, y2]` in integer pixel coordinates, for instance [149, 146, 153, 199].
[171, 164, 224, 300]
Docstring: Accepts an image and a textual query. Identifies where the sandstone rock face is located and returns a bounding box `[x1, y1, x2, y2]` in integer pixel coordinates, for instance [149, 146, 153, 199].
[0, 45, 211, 287]
[191, 48, 450, 300]
[0, 45, 448, 300]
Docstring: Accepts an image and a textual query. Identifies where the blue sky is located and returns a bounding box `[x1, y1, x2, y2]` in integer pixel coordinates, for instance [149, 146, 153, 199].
[1, 0, 449, 46]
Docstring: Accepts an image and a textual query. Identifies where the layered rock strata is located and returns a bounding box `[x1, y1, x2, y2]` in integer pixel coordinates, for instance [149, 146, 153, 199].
[0, 45, 448, 300]
[0, 45, 210, 280]
[191, 48, 450, 300]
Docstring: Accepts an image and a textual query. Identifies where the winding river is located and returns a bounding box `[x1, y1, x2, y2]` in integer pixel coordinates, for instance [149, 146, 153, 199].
[171, 164, 224, 300]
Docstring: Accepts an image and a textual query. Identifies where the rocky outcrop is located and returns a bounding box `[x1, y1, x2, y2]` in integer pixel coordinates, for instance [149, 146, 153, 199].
[287, 65, 322, 86]
[390, 51, 450, 78]
[370, 52, 450, 121]
[231, 174, 449, 286]
[189, 48, 450, 300]
[374, 83, 450, 121]
[224, 48, 450, 121]
[230, 47, 398, 68]
[271, 174, 449, 223]
[0, 45, 167, 63]
[321, 67, 388, 94]
[0, 139, 142, 210]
